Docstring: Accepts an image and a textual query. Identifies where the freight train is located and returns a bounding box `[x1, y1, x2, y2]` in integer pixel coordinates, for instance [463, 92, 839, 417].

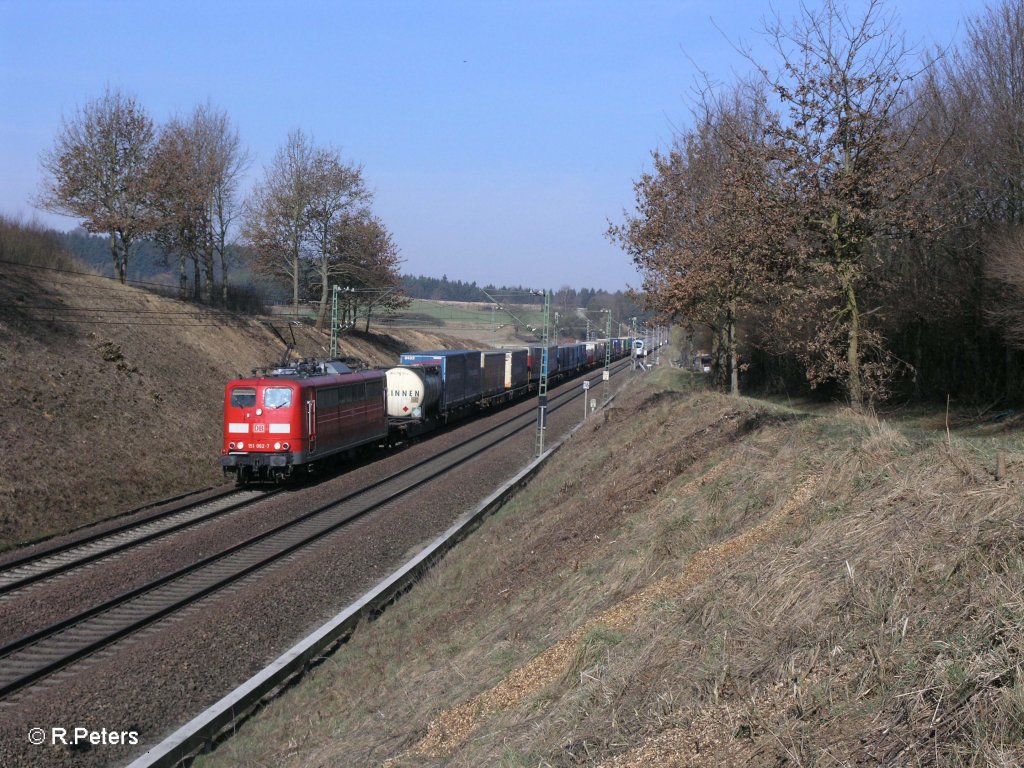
[220, 340, 632, 484]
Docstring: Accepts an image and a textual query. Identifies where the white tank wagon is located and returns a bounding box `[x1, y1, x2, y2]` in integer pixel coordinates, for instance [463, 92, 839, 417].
[385, 365, 443, 421]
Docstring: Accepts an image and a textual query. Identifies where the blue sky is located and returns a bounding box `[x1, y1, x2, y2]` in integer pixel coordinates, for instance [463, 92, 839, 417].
[1, 0, 987, 291]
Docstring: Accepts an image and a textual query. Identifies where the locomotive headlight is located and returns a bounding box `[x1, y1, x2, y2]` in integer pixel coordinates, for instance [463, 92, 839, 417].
[237, 442, 245, 450]
[282, 442, 290, 450]
[273, 442, 281, 450]
[229, 442, 236, 450]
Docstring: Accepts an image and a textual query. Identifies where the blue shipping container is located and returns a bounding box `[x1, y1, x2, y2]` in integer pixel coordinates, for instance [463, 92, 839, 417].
[506, 349, 529, 390]
[481, 351, 507, 398]
[529, 346, 559, 380]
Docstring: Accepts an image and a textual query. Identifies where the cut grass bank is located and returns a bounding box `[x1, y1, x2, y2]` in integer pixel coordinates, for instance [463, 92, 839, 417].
[198, 368, 1024, 767]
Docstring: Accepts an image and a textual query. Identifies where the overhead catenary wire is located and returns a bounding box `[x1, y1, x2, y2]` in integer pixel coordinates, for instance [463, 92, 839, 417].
[0, 257, 220, 293]
[0, 304, 249, 316]
[1, 257, 288, 329]
[0, 318, 249, 327]
[3, 278, 235, 303]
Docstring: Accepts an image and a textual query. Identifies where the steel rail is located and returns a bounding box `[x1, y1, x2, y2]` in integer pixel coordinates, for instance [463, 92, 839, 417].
[0, 489, 272, 596]
[0, 485, 224, 572]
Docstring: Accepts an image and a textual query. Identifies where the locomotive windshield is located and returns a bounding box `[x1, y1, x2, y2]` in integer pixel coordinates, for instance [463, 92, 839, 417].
[263, 387, 293, 409]
[230, 387, 256, 408]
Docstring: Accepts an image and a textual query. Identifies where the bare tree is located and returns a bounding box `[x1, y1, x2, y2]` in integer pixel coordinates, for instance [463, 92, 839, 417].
[243, 130, 316, 315]
[610, 84, 775, 395]
[305, 148, 372, 329]
[37, 87, 156, 283]
[201, 105, 251, 305]
[244, 132, 376, 322]
[330, 215, 409, 332]
[985, 229, 1024, 344]
[150, 104, 248, 304]
[753, 0, 925, 405]
[954, 1, 1024, 226]
[149, 113, 214, 300]
[944, 2, 1024, 352]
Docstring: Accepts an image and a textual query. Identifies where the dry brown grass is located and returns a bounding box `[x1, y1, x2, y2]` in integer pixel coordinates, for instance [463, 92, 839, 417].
[392, 475, 819, 763]
[194, 367, 1024, 768]
[0, 260, 464, 551]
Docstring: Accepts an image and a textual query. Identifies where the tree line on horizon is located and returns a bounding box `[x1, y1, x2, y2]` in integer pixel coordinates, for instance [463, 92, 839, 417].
[611, 0, 1024, 406]
[401, 275, 631, 310]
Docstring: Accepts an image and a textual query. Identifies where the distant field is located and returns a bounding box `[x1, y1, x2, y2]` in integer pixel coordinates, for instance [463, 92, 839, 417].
[266, 298, 552, 346]
[395, 299, 546, 328]
[380, 299, 548, 346]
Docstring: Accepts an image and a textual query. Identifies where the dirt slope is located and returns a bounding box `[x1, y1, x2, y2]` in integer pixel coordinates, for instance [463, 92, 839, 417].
[0, 263, 465, 550]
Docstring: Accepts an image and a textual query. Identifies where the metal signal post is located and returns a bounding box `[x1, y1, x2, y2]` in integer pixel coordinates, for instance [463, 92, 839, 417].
[604, 310, 612, 405]
[534, 289, 550, 457]
[330, 286, 340, 357]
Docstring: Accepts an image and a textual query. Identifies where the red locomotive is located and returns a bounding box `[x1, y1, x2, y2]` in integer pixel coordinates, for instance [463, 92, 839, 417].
[221, 359, 387, 483]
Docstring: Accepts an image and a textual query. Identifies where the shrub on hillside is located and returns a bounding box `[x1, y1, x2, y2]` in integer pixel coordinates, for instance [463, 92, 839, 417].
[0, 216, 88, 272]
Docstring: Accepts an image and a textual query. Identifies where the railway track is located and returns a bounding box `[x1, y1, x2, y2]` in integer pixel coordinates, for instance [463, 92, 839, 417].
[0, 488, 270, 596]
[0, 362, 628, 700]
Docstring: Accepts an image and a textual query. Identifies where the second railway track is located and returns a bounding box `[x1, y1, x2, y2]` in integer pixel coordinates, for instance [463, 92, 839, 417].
[0, 488, 271, 597]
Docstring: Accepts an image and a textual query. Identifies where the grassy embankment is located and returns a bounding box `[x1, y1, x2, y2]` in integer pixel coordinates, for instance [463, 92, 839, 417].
[197, 367, 1024, 767]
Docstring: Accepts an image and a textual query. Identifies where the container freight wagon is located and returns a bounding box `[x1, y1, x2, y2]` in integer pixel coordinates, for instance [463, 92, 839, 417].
[557, 343, 586, 373]
[480, 351, 507, 399]
[528, 346, 559, 382]
[555, 345, 571, 373]
[504, 349, 528, 391]
[398, 350, 483, 416]
[478, 348, 529, 406]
